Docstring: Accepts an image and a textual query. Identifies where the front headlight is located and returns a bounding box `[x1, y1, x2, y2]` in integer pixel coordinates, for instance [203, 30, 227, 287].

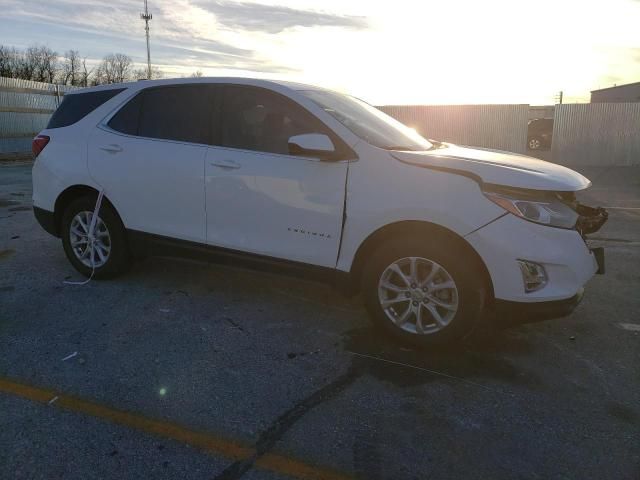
[483, 186, 579, 229]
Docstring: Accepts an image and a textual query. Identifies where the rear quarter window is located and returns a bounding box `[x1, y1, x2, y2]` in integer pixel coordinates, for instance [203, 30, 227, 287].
[108, 93, 142, 136]
[47, 89, 124, 129]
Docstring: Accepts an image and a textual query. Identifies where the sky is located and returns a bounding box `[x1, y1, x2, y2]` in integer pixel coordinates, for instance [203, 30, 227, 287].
[1, 0, 639, 105]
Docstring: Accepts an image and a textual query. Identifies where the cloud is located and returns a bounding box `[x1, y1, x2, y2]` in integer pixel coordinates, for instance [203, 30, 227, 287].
[0, 0, 369, 76]
[0, 0, 299, 73]
[151, 42, 296, 73]
[193, 0, 368, 34]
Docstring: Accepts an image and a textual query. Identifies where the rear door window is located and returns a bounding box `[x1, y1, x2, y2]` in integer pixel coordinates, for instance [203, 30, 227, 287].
[47, 88, 124, 129]
[137, 85, 211, 144]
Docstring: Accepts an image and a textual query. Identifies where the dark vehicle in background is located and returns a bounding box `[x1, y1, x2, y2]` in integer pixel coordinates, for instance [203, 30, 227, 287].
[527, 118, 553, 151]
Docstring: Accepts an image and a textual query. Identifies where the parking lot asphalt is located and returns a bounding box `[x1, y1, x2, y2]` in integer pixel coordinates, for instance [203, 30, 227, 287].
[0, 161, 638, 480]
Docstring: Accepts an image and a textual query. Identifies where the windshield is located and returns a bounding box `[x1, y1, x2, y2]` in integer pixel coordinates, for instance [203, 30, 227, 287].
[301, 90, 433, 151]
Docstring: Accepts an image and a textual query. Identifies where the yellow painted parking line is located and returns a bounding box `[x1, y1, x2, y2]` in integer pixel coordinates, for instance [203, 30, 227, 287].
[0, 377, 353, 480]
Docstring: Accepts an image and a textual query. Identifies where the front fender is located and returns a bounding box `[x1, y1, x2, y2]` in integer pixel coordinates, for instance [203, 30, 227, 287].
[336, 155, 504, 272]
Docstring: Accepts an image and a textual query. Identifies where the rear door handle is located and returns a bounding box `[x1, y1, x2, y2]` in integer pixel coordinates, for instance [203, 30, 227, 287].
[210, 159, 241, 170]
[99, 144, 123, 153]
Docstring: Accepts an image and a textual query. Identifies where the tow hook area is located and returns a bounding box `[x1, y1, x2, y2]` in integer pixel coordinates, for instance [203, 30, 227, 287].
[591, 247, 606, 274]
[576, 203, 608, 235]
[575, 203, 608, 275]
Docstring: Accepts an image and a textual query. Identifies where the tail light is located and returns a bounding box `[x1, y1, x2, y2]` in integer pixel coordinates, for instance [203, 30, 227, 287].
[32, 135, 50, 158]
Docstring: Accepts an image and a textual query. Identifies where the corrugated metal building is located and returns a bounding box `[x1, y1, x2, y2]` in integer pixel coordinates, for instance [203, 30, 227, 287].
[551, 103, 640, 166]
[590, 81, 640, 103]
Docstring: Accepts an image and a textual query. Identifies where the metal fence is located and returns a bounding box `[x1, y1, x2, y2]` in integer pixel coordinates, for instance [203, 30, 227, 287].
[551, 103, 640, 166]
[380, 103, 640, 166]
[379, 104, 530, 154]
[0, 77, 79, 158]
[1, 76, 638, 166]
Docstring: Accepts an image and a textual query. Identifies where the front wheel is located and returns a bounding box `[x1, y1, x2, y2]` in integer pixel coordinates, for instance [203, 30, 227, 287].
[61, 195, 130, 279]
[362, 237, 486, 346]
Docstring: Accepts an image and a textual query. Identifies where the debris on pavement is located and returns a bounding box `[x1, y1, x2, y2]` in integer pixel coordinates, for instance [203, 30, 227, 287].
[61, 351, 78, 361]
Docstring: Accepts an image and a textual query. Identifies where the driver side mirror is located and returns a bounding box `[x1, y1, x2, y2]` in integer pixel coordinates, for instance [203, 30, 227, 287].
[288, 134, 336, 160]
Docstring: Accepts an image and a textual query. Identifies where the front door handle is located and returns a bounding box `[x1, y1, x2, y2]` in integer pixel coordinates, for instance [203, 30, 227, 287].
[99, 144, 123, 153]
[210, 159, 241, 170]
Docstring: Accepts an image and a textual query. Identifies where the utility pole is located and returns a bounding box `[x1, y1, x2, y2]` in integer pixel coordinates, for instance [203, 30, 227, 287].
[140, 0, 152, 79]
[555, 90, 563, 104]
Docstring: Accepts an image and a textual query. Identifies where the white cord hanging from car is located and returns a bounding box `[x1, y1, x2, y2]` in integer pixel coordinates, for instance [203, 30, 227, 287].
[63, 189, 104, 286]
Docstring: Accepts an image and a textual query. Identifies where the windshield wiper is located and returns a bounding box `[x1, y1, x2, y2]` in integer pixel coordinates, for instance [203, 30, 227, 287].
[382, 140, 447, 152]
[381, 145, 418, 151]
[427, 139, 447, 150]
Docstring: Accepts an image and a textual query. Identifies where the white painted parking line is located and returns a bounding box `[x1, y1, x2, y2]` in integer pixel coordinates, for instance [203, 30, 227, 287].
[618, 323, 640, 332]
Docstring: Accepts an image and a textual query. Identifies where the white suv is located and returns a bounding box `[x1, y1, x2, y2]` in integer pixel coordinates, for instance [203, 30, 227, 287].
[32, 78, 607, 345]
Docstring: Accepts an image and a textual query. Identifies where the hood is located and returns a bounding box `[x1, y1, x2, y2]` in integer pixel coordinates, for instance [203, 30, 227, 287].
[391, 144, 591, 191]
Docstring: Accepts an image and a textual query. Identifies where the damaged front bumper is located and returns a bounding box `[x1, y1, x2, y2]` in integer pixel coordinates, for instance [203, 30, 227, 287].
[466, 193, 609, 317]
[467, 184, 610, 324]
[575, 202, 608, 274]
[575, 203, 608, 236]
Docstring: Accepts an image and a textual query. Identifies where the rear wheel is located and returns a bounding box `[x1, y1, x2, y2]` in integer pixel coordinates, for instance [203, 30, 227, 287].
[61, 196, 130, 279]
[362, 237, 486, 346]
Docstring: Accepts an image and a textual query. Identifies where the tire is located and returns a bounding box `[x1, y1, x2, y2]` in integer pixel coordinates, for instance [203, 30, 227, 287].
[528, 137, 542, 150]
[361, 236, 486, 347]
[61, 195, 130, 279]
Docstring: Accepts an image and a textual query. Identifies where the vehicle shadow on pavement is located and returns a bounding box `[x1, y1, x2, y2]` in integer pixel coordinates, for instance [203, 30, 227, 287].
[132, 255, 543, 391]
[342, 326, 542, 391]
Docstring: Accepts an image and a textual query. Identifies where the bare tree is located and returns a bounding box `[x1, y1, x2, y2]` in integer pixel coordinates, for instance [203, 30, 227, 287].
[11, 47, 25, 78]
[133, 65, 164, 80]
[190, 70, 203, 78]
[8, 47, 25, 79]
[0, 45, 18, 78]
[60, 50, 82, 85]
[79, 57, 93, 87]
[19, 46, 38, 80]
[0, 44, 48, 80]
[0, 45, 7, 76]
[95, 53, 133, 84]
[24, 45, 58, 82]
[40, 46, 58, 83]
[0, 46, 146, 87]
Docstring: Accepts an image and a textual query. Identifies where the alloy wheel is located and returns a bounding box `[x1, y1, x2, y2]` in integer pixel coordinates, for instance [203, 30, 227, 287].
[378, 256, 459, 335]
[69, 211, 111, 268]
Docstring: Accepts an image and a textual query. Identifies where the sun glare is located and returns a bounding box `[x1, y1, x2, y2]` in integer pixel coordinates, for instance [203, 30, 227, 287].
[195, 0, 640, 106]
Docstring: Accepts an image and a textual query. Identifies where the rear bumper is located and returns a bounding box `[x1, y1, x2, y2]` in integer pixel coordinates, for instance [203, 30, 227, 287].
[33, 206, 58, 237]
[493, 288, 584, 326]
